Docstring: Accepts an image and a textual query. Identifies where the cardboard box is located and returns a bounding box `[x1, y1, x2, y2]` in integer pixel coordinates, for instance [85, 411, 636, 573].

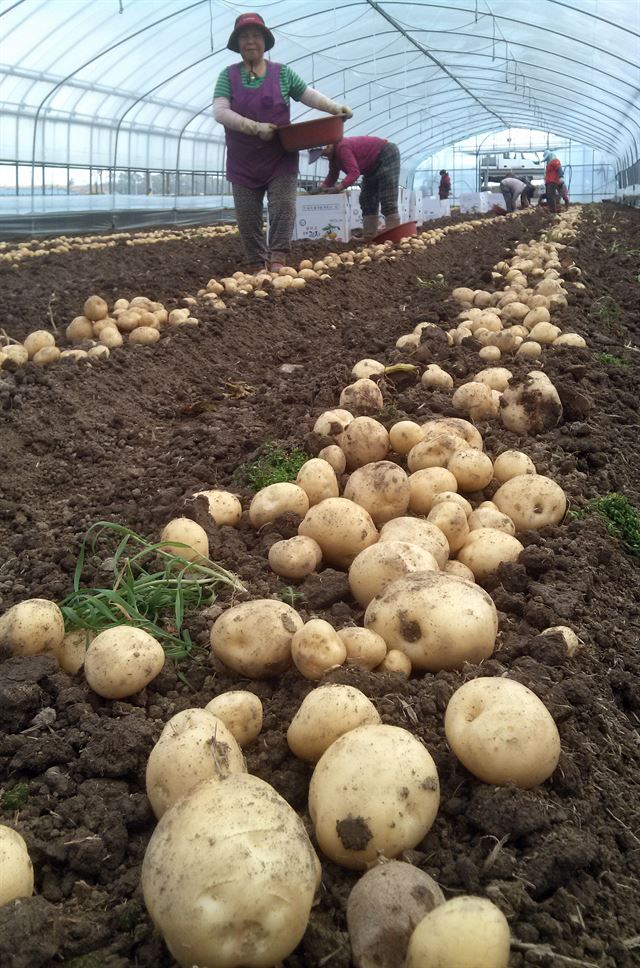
[459, 192, 491, 214]
[293, 193, 349, 241]
[421, 195, 446, 221]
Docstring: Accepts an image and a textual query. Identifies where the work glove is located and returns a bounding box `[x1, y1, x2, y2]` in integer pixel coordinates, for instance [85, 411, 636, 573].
[336, 104, 353, 119]
[255, 122, 277, 141]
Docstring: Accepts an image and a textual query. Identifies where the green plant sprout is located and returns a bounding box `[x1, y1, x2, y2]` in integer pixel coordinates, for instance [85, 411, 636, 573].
[417, 273, 446, 289]
[569, 494, 640, 557]
[233, 443, 311, 491]
[60, 521, 244, 660]
[595, 353, 630, 369]
[1, 783, 29, 811]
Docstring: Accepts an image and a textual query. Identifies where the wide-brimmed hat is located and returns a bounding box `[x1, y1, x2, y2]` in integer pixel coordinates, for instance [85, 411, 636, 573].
[227, 12, 275, 52]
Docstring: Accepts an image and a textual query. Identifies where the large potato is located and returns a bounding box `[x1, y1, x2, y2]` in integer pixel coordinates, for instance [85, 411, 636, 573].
[313, 408, 353, 437]
[446, 449, 494, 492]
[296, 458, 339, 506]
[205, 691, 263, 746]
[364, 572, 498, 672]
[406, 895, 510, 968]
[347, 861, 444, 968]
[0, 825, 34, 906]
[492, 449, 536, 483]
[452, 382, 497, 420]
[291, 619, 347, 680]
[445, 677, 561, 788]
[389, 421, 424, 456]
[160, 518, 209, 562]
[407, 433, 467, 472]
[408, 467, 458, 515]
[298, 498, 378, 568]
[287, 684, 381, 762]
[249, 483, 309, 528]
[340, 378, 384, 412]
[493, 474, 566, 531]
[318, 444, 346, 475]
[349, 541, 438, 608]
[210, 599, 303, 678]
[309, 725, 439, 870]
[457, 529, 524, 582]
[351, 358, 385, 380]
[344, 461, 410, 526]
[0, 598, 65, 657]
[467, 508, 516, 535]
[472, 367, 513, 392]
[339, 417, 389, 470]
[146, 708, 246, 818]
[84, 626, 165, 699]
[338, 627, 388, 670]
[421, 418, 483, 450]
[379, 518, 449, 568]
[194, 490, 242, 526]
[500, 373, 562, 434]
[142, 774, 321, 968]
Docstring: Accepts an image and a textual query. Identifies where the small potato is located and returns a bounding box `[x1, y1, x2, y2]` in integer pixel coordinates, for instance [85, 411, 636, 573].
[349, 541, 439, 607]
[309, 725, 440, 869]
[318, 444, 347, 475]
[446, 449, 494, 492]
[493, 474, 566, 531]
[160, 517, 209, 562]
[129, 326, 160, 345]
[55, 629, 93, 674]
[467, 508, 516, 535]
[339, 417, 390, 470]
[287, 684, 381, 762]
[376, 650, 412, 676]
[457, 529, 524, 582]
[516, 340, 542, 358]
[365, 572, 497, 672]
[529, 321, 561, 344]
[406, 895, 510, 968]
[452, 381, 496, 420]
[146, 708, 246, 818]
[379, 517, 449, 569]
[210, 599, 303, 678]
[296, 458, 339, 506]
[351, 358, 385, 380]
[396, 333, 419, 349]
[338, 627, 387, 670]
[339, 378, 384, 412]
[142, 774, 321, 968]
[431, 491, 472, 516]
[23, 330, 55, 359]
[472, 367, 512, 392]
[291, 619, 347, 680]
[408, 432, 467, 472]
[66, 315, 94, 342]
[443, 560, 475, 582]
[389, 421, 424, 456]
[347, 861, 444, 968]
[421, 365, 453, 389]
[268, 535, 322, 579]
[427, 501, 469, 553]
[492, 449, 536, 483]
[0, 598, 65, 657]
[0, 826, 34, 906]
[479, 345, 501, 362]
[249, 483, 309, 528]
[32, 346, 61, 366]
[84, 626, 165, 699]
[408, 467, 458, 515]
[99, 325, 124, 348]
[553, 333, 587, 347]
[83, 295, 109, 321]
[313, 408, 353, 437]
[445, 677, 560, 788]
[205, 691, 263, 746]
[540, 625, 581, 657]
[298, 497, 378, 568]
[194, 489, 242, 526]
[344, 461, 410, 526]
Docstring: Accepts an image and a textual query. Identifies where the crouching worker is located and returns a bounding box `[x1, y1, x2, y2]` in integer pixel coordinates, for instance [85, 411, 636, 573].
[310, 137, 401, 240]
[499, 174, 527, 213]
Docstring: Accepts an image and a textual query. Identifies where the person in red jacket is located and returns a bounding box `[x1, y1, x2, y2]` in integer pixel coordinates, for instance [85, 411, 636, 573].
[543, 150, 564, 213]
[312, 136, 401, 239]
[438, 170, 451, 199]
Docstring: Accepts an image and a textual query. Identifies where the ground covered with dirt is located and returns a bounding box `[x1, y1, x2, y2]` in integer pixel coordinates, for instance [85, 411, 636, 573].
[0, 203, 639, 968]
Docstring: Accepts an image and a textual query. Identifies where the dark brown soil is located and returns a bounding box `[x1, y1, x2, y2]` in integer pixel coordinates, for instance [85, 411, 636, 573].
[1, 203, 639, 968]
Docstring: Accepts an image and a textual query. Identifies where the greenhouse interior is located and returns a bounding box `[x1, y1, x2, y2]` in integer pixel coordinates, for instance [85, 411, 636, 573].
[0, 2, 639, 968]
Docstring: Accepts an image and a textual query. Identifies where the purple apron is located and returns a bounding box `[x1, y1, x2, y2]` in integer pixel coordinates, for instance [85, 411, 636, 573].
[225, 61, 299, 189]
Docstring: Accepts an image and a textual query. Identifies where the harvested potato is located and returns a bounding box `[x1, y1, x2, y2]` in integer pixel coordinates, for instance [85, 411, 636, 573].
[347, 861, 444, 968]
[313, 408, 353, 437]
[318, 444, 347, 475]
[210, 599, 303, 678]
[376, 650, 412, 676]
[540, 625, 580, 657]
[452, 381, 497, 420]
[0, 598, 65, 657]
[421, 365, 453, 389]
[406, 895, 510, 968]
[160, 517, 208, 562]
[396, 333, 419, 349]
[268, 535, 322, 579]
[443, 560, 475, 582]
[296, 459, 339, 506]
[55, 629, 93, 674]
[431, 491, 472, 516]
[142, 774, 321, 968]
[389, 421, 424, 456]
[364, 572, 498, 671]
[408, 467, 458, 515]
[23, 330, 55, 358]
[446, 449, 494, 492]
[205, 691, 263, 746]
[473, 367, 512, 392]
[553, 333, 587, 347]
[445, 677, 561, 788]
[84, 626, 165, 699]
[492, 449, 536, 483]
[287, 684, 381, 762]
[379, 517, 449, 568]
[249, 482, 309, 528]
[0, 825, 34, 906]
[457, 528, 524, 581]
[298, 497, 378, 568]
[146, 708, 246, 818]
[407, 433, 467, 472]
[500, 372, 562, 435]
[194, 489, 242, 526]
[516, 340, 542, 358]
[479, 345, 501, 362]
[339, 417, 390, 469]
[352, 358, 386, 380]
[338, 627, 388, 670]
[467, 507, 516, 535]
[99, 325, 124, 348]
[33, 346, 61, 366]
[291, 619, 347, 680]
[528, 321, 561, 344]
[344, 461, 410, 526]
[493, 474, 566, 531]
[427, 501, 469, 553]
[349, 541, 439, 607]
[129, 326, 160, 345]
[340, 378, 384, 412]
[309, 724, 439, 869]
[421, 418, 482, 450]
[83, 295, 109, 321]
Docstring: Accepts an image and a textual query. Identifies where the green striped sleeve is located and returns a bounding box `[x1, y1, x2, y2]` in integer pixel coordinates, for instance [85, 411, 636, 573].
[213, 68, 231, 99]
[281, 65, 307, 101]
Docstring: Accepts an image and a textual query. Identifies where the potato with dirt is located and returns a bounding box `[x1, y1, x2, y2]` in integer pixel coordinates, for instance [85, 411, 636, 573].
[287, 684, 381, 762]
[210, 599, 303, 678]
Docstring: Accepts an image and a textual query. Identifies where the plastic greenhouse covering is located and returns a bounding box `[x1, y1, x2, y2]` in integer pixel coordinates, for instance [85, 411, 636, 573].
[1, 0, 638, 227]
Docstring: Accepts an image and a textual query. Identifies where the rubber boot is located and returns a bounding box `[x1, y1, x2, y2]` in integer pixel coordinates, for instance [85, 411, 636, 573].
[362, 214, 380, 240]
[384, 212, 401, 229]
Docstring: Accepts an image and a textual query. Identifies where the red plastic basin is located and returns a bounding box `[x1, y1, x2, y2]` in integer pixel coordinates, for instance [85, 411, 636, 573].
[278, 115, 344, 152]
[372, 220, 418, 244]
